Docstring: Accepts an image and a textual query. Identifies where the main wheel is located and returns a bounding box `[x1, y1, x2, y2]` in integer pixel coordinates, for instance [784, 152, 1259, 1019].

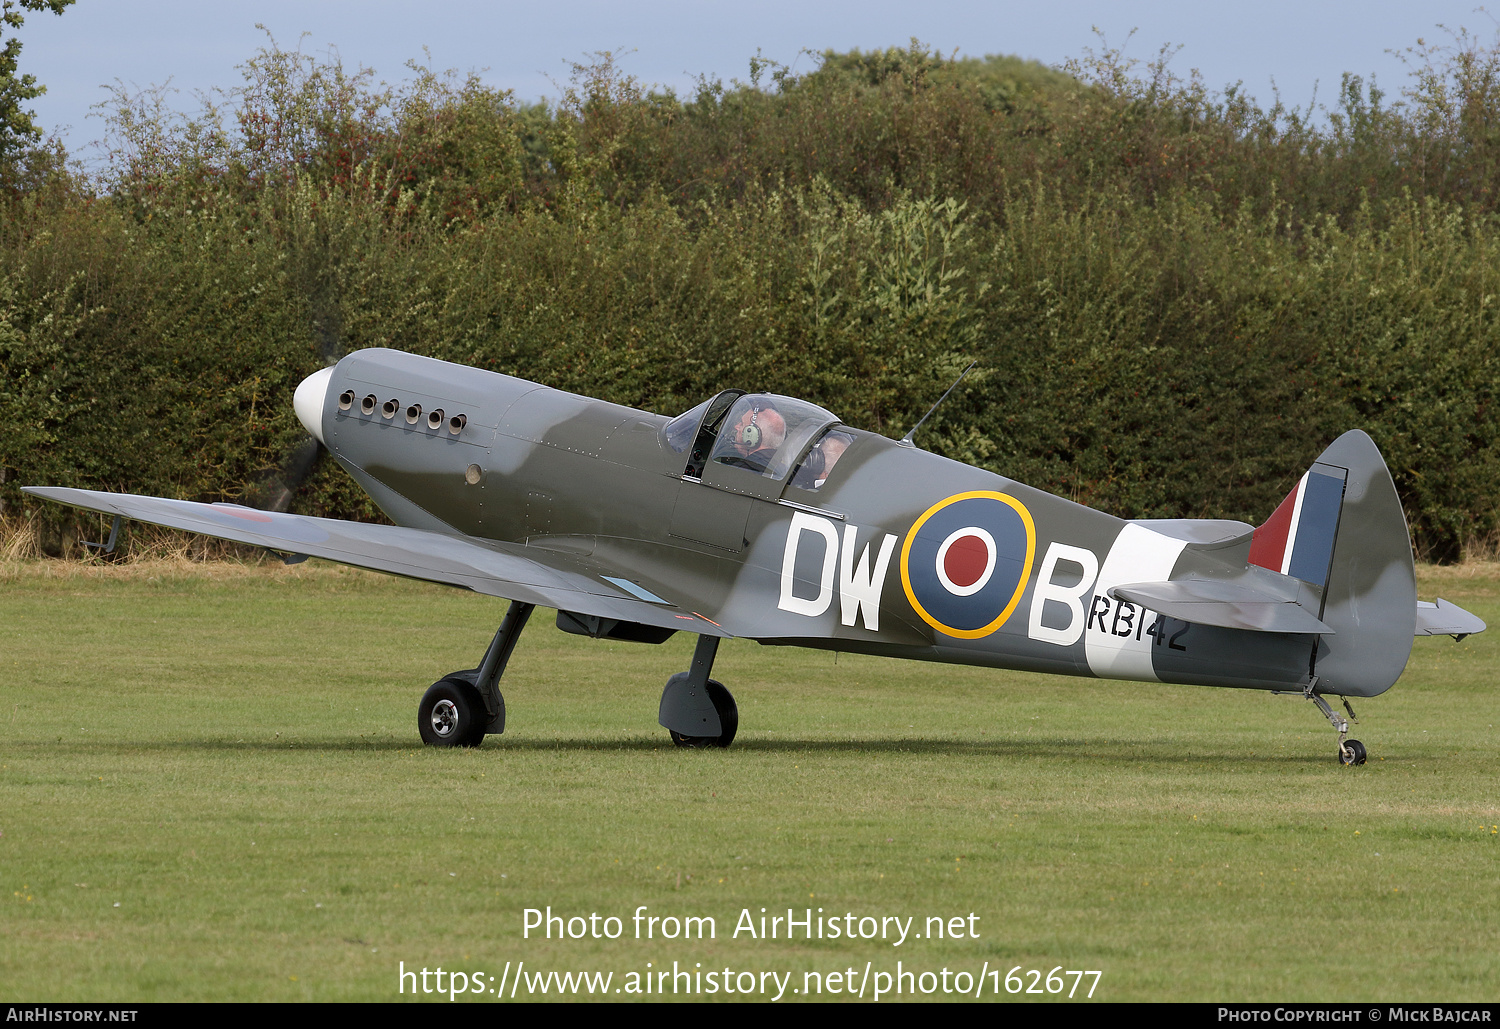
[419, 678, 486, 748]
[1340, 739, 1368, 766]
[668, 680, 738, 749]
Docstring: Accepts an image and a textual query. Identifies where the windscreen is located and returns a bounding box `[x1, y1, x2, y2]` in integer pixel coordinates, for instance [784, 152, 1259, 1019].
[664, 399, 711, 454]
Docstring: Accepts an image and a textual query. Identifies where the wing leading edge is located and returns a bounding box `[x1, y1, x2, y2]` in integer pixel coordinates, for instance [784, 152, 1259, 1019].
[22, 487, 729, 639]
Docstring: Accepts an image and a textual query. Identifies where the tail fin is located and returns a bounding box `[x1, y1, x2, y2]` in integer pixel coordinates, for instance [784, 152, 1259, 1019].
[1122, 432, 1446, 695]
[1247, 463, 1349, 596]
[1271, 430, 1416, 697]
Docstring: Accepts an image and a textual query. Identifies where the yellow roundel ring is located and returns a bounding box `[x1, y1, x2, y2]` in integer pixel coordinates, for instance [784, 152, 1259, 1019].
[900, 490, 1036, 639]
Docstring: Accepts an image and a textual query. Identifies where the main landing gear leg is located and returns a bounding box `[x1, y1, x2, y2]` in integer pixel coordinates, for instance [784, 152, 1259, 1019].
[659, 634, 738, 749]
[1304, 677, 1367, 765]
[419, 601, 535, 748]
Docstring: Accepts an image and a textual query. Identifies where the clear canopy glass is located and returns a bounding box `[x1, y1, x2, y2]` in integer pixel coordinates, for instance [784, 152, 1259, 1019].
[708, 394, 838, 481]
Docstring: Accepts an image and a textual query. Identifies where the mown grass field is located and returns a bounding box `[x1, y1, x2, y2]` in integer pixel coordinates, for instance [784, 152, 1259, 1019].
[1, 558, 1496, 1002]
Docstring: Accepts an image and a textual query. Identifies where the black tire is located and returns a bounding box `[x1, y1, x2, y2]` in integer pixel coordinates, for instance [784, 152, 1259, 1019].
[1340, 739, 1368, 766]
[668, 680, 738, 749]
[419, 678, 486, 748]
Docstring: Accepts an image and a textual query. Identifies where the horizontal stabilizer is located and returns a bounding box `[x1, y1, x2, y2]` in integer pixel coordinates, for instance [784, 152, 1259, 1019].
[1415, 599, 1487, 639]
[1109, 578, 1334, 635]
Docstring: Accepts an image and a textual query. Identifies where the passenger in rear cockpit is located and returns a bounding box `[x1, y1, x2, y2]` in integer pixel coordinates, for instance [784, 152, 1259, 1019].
[790, 429, 854, 491]
[813, 432, 850, 486]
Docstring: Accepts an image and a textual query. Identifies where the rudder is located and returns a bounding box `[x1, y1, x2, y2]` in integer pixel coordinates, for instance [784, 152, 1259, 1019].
[1266, 431, 1416, 698]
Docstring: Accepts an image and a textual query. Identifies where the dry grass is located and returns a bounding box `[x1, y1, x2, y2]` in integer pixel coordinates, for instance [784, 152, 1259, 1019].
[1415, 559, 1500, 584]
[0, 512, 306, 579]
[0, 511, 42, 561]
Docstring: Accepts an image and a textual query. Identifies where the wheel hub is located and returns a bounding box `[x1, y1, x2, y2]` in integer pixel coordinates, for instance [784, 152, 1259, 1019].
[430, 698, 459, 737]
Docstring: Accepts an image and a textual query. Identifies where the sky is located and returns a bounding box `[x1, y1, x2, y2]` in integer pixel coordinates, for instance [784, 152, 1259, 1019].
[12, 0, 1500, 165]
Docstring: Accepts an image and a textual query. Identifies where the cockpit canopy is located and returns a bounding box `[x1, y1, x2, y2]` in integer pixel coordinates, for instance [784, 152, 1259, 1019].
[665, 391, 844, 496]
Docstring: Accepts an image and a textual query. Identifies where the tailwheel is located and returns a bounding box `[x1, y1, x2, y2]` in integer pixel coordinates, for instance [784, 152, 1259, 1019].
[669, 680, 738, 749]
[1306, 679, 1368, 767]
[419, 677, 487, 748]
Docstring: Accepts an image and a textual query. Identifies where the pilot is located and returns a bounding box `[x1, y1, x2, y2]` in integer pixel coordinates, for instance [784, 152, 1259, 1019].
[719, 400, 787, 474]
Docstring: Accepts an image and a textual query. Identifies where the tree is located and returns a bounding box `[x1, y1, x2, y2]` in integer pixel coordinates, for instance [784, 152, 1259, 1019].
[0, 0, 74, 161]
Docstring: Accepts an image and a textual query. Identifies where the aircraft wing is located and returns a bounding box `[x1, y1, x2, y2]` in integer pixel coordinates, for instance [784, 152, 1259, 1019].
[22, 487, 730, 638]
[1109, 578, 1334, 634]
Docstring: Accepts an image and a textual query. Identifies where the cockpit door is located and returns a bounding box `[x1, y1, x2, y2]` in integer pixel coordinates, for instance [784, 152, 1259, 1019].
[667, 390, 752, 551]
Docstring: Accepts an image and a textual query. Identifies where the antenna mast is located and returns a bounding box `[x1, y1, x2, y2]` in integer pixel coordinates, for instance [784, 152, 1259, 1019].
[898, 361, 977, 448]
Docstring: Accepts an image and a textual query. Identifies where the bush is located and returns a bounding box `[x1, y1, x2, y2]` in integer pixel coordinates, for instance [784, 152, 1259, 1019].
[4, 31, 1500, 559]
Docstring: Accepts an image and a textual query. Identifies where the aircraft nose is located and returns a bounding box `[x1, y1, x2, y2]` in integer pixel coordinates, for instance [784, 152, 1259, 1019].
[294, 367, 335, 444]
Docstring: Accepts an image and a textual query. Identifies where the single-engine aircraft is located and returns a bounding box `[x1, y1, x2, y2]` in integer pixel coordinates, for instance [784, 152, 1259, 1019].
[25, 349, 1487, 763]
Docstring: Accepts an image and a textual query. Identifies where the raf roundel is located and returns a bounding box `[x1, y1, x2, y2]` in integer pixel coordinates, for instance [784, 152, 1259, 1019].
[900, 491, 1036, 638]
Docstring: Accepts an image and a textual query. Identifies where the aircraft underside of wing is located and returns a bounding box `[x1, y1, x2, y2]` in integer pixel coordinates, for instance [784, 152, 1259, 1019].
[23, 487, 731, 640]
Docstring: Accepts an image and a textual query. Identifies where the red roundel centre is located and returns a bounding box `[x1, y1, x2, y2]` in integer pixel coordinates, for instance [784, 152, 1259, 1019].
[942, 534, 990, 588]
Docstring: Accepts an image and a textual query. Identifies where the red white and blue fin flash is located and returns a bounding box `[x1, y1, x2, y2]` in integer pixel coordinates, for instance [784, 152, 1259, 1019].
[1248, 465, 1348, 588]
